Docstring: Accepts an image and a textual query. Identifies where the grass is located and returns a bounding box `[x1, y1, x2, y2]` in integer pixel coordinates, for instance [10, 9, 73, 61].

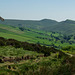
[0, 51, 64, 75]
[0, 24, 75, 47]
[0, 46, 42, 57]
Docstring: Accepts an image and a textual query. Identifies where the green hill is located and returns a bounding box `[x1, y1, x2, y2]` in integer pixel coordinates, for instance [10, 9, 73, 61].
[0, 19, 75, 35]
[48, 19, 75, 35]
[0, 19, 58, 31]
[0, 23, 75, 47]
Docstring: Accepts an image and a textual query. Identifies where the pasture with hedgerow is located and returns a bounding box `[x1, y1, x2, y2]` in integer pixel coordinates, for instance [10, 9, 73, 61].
[0, 0, 75, 75]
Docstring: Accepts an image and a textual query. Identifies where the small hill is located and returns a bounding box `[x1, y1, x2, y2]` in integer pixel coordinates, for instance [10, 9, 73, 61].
[0, 19, 58, 30]
[0, 19, 75, 35]
[48, 19, 75, 35]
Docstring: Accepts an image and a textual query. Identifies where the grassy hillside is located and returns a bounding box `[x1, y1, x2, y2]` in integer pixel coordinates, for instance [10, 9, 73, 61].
[0, 45, 75, 75]
[0, 24, 75, 48]
[47, 19, 75, 35]
[0, 19, 75, 35]
[0, 19, 58, 29]
[0, 46, 42, 57]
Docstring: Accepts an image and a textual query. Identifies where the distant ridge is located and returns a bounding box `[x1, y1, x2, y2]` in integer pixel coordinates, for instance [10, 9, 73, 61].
[0, 19, 75, 35]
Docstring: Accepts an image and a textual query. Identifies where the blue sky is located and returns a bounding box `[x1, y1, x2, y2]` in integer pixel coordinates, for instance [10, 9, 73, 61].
[0, 0, 75, 21]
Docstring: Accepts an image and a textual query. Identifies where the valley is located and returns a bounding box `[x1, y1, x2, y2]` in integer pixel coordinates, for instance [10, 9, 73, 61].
[0, 23, 75, 48]
[0, 19, 75, 75]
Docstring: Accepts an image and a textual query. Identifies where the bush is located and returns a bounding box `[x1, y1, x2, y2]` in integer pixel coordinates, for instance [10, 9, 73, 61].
[0, 40, 5, 46]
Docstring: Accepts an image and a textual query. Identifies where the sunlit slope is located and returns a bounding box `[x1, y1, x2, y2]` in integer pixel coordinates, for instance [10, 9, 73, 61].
[0, 24, 57, 45]
[0, 24, 75, 47]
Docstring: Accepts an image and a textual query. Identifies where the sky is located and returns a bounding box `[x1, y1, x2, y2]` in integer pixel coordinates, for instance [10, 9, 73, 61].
[0, 0, 75, 21]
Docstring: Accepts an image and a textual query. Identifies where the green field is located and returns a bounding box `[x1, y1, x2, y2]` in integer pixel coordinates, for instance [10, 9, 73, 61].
[0, 24, 75, 48]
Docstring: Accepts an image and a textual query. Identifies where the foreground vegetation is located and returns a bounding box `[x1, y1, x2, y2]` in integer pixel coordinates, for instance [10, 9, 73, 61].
[0, 37, 75, 75]
[0, 46, 75, 75]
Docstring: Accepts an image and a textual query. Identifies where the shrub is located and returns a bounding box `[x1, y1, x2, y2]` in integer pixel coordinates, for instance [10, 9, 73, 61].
[0, 40, 5, 46]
